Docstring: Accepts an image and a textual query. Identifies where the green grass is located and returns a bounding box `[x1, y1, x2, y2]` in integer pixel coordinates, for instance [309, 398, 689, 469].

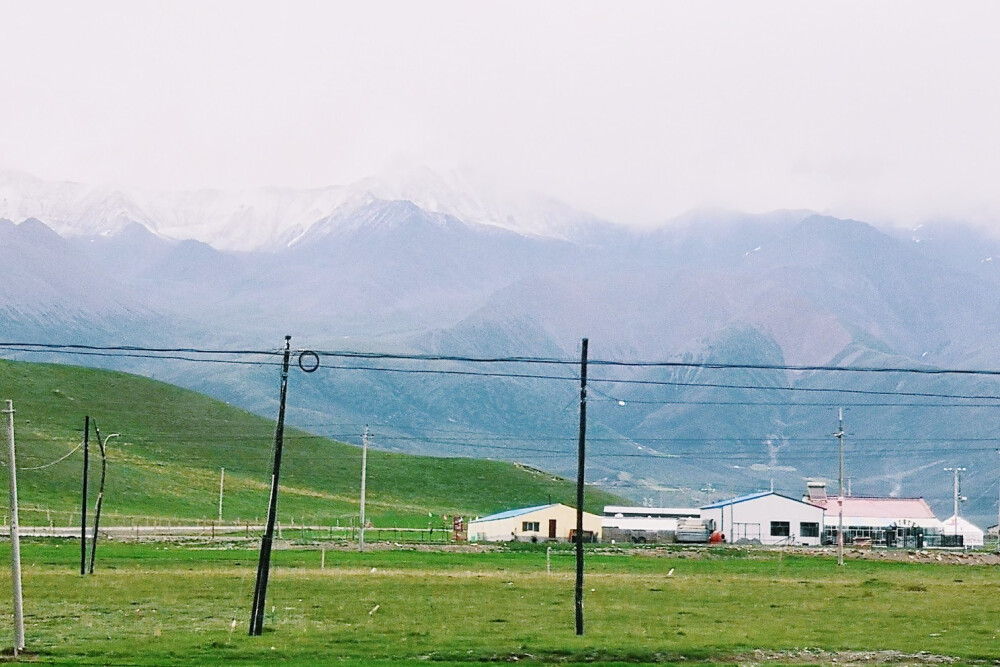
[0, 542, 996, 665]
[0, 359, 623, 527]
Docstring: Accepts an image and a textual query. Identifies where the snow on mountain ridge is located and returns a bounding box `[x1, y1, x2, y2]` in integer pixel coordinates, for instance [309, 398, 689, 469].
[0, 170, 158, 238]
[355, 165, 610, 239]
[0, 168, 607, 251]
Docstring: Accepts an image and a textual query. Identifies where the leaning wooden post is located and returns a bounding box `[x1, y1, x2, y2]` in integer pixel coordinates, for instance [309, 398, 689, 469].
[4, 400, 25, 654]
[89, 425, 117, 574]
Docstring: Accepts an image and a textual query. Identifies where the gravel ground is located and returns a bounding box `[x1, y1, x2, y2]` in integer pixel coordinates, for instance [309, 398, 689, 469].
[735, 648, 962, 666]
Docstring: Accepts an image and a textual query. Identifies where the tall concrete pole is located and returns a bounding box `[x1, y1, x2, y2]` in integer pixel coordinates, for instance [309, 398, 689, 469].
[834, 409, 845, 567]
[4, 400, 25, 654]
[945, 467, 966, 536]
[359, 426, 369, 553]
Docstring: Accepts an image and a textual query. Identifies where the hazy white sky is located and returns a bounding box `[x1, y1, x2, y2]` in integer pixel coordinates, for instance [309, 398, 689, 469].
[2, 1, 998, 227]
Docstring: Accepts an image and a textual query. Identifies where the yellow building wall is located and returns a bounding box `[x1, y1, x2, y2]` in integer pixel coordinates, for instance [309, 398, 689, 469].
[469, 504, 603, 542]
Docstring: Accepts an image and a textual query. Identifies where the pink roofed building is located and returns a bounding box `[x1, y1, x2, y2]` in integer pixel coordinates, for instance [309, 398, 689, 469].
[804, 481, 944, 547]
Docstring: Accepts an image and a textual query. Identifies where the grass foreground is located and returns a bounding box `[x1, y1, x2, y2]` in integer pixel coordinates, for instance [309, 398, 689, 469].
[0, 540, 996, 665]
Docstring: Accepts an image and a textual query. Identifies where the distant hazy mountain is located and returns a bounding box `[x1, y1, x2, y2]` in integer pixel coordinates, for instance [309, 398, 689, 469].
[0, 217, 161, 343]
[5, 170, 1000, 527]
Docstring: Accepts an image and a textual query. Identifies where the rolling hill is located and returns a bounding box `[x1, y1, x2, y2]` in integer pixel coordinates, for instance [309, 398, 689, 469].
[0, 359, 623, 527]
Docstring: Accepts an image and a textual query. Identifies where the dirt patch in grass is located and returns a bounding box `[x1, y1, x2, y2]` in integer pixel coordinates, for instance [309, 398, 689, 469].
[627, 544, 1000, 566]
[844, 549, 1000, 566]
[318, 541, 500, 554]
[737, 648, 959, 665]
[425, 648, 960, 664]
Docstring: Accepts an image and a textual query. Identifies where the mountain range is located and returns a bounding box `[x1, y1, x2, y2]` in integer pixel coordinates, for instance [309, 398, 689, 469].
[3, 168, 1000, 528]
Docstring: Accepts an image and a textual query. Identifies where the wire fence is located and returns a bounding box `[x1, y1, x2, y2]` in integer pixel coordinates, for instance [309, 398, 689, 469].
[1, 516, 459, 545]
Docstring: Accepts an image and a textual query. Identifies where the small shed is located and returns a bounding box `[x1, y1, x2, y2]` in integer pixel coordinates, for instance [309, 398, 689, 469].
[467, 503, 602, 543]
[700, 491, 825, 546]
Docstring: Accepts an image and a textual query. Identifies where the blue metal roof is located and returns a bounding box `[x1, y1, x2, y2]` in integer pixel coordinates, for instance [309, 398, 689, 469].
[701, 491, 819, 510]
[473, 503, 559, 523]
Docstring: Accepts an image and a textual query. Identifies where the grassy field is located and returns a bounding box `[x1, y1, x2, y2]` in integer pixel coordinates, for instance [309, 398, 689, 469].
[0, 359, 623, 528]
[0, 540, 996, 665]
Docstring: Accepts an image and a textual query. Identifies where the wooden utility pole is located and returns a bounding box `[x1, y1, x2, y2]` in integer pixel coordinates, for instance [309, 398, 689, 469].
[250, 336, 293, 636]
[81, 416, 89, 575]
[359, 426, 369, 553]
[4, 400, 25, 654]
[89, 425, 117, 574]
[575, 338, 588, 636]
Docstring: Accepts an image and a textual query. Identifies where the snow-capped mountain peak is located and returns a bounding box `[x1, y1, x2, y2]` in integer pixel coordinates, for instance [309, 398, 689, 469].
[352, 165, 609, 239]
[0, 167, 609, 251]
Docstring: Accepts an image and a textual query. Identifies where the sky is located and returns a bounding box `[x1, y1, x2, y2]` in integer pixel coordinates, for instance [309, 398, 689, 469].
[2, 1, 999, 228]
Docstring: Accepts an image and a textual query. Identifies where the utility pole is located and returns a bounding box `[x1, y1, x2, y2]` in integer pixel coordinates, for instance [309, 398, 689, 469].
[575, 338, 588, 636]
[89, 426, 118, 574]
[81, 416, 90, 575]
[833, 409, 845, 567]
[359, 426, 369, 553]
[944, 467, 966, 536]
[219, 467, 225, 522]
[4, 400, 25, 655]
[250, 336, 293, 636]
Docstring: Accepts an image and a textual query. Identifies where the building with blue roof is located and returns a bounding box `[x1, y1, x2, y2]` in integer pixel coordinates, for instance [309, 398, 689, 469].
[468, 503, 602, 543]
[700, 491, 825, 546]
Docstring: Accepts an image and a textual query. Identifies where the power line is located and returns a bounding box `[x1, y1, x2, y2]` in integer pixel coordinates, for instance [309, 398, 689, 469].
[317, 363, 578, 382]
[587, 358, 1000, 377]
[586, 376, 1000, 401]
[8, 341, 1000, 377]
[0, 343, 281, 356]
[7, 341, 1000, 401]
[0, 346, 280, 367]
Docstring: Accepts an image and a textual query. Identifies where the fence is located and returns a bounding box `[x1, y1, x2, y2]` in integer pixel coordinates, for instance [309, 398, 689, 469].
[1, 520, 460, 544]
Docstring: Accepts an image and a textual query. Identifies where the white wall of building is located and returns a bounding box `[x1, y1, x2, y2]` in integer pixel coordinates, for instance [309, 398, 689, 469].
[602, 516, 679, 532]
[701, 493, 825, 546]
[941, 515, 985, 548]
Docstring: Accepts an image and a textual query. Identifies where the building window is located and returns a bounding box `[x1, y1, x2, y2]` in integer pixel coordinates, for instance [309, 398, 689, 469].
[522, 521, 540, 532]
[770, 521, 790, 537]
[800, 522, 820, 538]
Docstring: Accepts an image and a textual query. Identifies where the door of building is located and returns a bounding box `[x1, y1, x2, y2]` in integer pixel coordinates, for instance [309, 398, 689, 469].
[548, 519, 557, 539]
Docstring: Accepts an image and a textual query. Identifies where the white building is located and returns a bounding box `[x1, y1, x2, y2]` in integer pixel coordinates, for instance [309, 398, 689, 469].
[941, 515, 985, 548]
[700, 491, 825, 546]
[601, 506, 700, 543]
[468, 503, 602, 543]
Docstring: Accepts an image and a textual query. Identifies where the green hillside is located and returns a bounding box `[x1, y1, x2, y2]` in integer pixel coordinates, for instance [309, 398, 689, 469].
[0, 359, 623, 528]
